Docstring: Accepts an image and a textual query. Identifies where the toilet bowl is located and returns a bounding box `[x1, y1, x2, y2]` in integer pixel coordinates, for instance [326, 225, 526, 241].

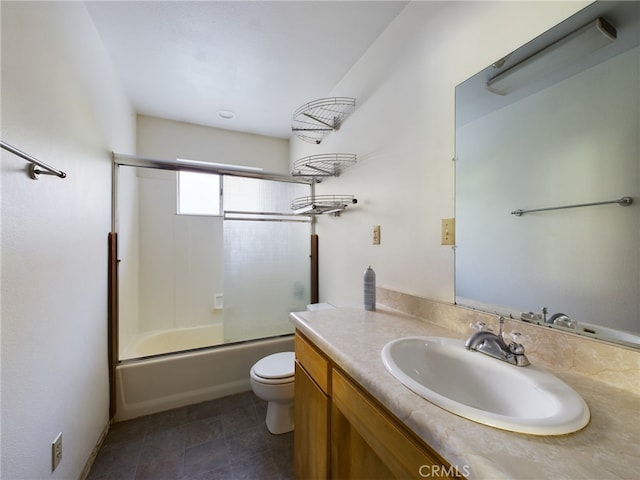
[250, 351, 295, 434]
[250, 304, 333, 434]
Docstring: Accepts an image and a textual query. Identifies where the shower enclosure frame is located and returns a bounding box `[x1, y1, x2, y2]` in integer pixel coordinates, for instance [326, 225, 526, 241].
[108, 153, 318, 419]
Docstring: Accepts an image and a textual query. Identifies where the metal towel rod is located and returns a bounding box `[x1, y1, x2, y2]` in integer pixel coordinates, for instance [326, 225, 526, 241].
[1, 140, 67, 179]
[511, 196, 633, 216]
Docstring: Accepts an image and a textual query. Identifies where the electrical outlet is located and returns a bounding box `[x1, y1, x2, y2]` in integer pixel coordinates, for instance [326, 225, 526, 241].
[441, 218, 455, 245]
[52, 432, 62, 472]
[372, 225, 381, 245]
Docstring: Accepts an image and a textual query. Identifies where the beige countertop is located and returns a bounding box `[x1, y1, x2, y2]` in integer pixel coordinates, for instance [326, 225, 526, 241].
[290, 306, 640, 480]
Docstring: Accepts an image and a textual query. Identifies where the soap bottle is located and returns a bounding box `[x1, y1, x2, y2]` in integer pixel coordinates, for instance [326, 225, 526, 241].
[364, 266, 376, 311]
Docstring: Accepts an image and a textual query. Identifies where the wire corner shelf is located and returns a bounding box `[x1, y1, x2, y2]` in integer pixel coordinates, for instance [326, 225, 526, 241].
[291, 97, 356, 144]
[292, 153, 357, 177]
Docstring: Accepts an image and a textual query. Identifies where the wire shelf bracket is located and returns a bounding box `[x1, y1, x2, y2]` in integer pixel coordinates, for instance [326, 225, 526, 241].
[1, 140, 67, 179]
[291, 195, 357, 216]
[291, 97, 356, 144]
[511, 196, 633, 216]
[292, 153, 357, 177]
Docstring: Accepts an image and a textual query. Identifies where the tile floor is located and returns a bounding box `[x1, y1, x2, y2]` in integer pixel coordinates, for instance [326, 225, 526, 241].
[87, 391, 294, 480]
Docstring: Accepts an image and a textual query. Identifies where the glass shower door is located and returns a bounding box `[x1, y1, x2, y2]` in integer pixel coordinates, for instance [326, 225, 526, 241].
[222, 176, 311, 343]
[115, 163, 312, 360]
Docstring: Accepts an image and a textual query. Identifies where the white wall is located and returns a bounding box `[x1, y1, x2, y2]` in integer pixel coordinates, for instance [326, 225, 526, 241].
[137, 115, 290, 174]
[1, 2, 135, 479]
[290, 0, 590, 307]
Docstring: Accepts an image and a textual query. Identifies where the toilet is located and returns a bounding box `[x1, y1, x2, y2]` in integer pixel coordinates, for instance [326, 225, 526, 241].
[250, 351, 295, 434]
[250, 303, 334, 434]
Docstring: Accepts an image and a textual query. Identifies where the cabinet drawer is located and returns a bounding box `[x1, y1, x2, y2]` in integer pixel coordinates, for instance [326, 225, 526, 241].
[295, 332, 330, 394]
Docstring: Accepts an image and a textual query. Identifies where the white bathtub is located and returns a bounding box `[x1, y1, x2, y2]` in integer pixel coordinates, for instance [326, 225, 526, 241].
[120, 324, 225, 360]
[130, 324, 225, 358]
[115, 335, 294, 421]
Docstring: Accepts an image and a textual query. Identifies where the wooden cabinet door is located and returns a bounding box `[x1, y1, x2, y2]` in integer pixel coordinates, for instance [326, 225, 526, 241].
[332, 369, 460, 479]
[294, 362, 330, 479]
[332, 400, 395, 479]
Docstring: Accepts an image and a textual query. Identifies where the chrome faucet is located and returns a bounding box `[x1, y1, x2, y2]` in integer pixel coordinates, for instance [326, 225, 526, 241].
[465, 316, 530, 367]
[520, 306, 548, 325]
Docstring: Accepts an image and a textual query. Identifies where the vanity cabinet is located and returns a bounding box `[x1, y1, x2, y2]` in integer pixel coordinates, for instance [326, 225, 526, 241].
[294, 330, 462, 479]
[294, 332, 330, 479]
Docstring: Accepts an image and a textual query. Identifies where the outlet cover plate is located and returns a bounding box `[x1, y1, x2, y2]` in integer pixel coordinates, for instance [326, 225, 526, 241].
[52, 432, 62, 472]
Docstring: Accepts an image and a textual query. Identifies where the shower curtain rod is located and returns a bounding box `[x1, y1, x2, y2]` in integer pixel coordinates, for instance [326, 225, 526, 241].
[113, 152, 314, 185]
[1, 140, 67, 179]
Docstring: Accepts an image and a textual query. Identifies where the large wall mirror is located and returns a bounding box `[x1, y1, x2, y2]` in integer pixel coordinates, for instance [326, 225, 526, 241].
[455, 0, 639, 349]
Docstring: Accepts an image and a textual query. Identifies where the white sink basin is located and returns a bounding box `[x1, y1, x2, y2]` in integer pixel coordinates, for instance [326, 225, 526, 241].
[381, 336, 590, 435]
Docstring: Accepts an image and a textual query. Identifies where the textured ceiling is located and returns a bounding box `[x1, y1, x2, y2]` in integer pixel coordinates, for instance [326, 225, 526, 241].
[86, 1, 408, 139]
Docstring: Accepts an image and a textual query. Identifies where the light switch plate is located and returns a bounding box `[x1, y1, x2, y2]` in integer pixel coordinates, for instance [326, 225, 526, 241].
[441, 218, 455, 245]
[373, 225, 381, 245]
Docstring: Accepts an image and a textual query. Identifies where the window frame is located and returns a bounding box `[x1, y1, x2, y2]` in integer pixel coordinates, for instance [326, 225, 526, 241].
[176, 170, 223, 217]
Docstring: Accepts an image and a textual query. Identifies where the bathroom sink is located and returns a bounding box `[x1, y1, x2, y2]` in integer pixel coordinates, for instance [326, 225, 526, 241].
[381, 336, 590, 435]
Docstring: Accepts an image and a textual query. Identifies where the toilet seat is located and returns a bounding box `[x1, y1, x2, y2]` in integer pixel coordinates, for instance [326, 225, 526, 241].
[250, 352, 295, 385]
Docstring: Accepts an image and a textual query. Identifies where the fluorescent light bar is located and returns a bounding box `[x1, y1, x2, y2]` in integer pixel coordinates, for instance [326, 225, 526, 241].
[486, 17, 616, 96]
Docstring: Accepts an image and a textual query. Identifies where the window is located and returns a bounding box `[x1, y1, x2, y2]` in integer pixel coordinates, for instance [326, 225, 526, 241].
[177, 171, 221, 216]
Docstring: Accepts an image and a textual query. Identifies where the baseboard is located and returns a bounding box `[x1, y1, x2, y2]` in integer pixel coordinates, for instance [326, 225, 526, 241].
[78, 421, 111, 480]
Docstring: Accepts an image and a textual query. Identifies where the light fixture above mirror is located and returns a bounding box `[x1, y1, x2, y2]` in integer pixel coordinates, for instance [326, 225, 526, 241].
[486, 17, 617, 95]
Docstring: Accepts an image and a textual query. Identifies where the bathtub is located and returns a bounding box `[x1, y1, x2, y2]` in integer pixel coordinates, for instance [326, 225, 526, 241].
[122, 324, 225, 359]
[115, 334, 295, 421]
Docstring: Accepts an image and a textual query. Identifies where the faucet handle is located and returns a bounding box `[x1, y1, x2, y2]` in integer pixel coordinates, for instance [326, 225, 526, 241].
[508, 332, 530, 360]
[470, 321, 492, 332]
[509, 331, 530, 343]
[508, 331, 530, 353]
